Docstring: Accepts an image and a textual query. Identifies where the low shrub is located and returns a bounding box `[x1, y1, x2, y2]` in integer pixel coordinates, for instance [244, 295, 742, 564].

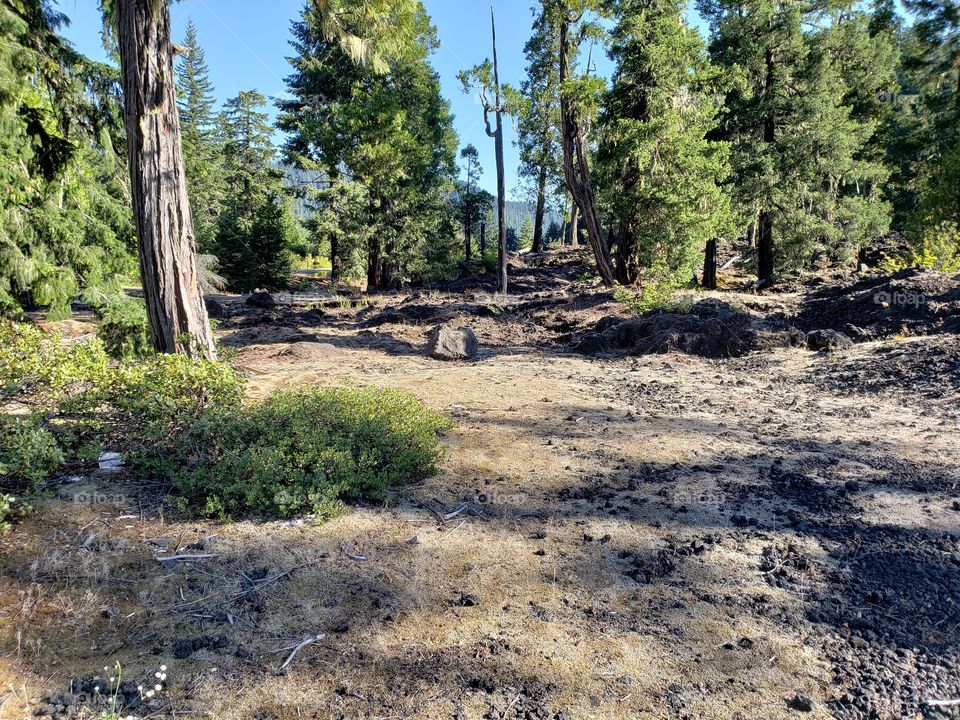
[0, 322, 110, 403]
[1, 322, 449, 523]
[153, 386, 451, 520]
[0, 493, 31, 533]
[883, 222, 960, 273]
[95, 295, 152, 359]
[0, 322, 244, 492]
[615, 274, 693, 315]
[0, 416, 65, 487]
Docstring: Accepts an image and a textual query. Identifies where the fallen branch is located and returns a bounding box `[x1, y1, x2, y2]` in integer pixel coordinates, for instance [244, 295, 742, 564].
[155, 553, 218, 563]
[279, 634, 326, 671]
[443, 503, 469, 522]
[926, 698, 960, 708]
[340, 543, 367, 561]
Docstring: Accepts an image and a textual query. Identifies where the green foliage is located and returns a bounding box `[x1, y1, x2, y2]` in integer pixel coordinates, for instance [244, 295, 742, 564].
[519, 217, 534, 250]
[279, 1, 459, 287]
[882, 222, 960, 272]
[0, 322, 110, 404]
[94, 295, 152, 359]
[598, 0, 732, 283]
[0, 1, 136, 319]
[215, 90, 295, 292]
[0, 493, 31, 533]
[0, 322, 242, 492]
[176, 20, 226, 254]
[113, 354, 245, 431]
[146, 386, 451, 519]
[0, 415, 64, 488]
[614, 275, 692, 315]
[699, 0, 895, 277]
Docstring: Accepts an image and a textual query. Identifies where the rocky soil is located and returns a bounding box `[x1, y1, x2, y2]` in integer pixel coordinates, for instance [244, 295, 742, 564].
[1, 250, 958, 720]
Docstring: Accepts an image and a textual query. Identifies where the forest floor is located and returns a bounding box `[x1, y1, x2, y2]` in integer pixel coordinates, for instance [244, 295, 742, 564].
[2, 249, 960, 720]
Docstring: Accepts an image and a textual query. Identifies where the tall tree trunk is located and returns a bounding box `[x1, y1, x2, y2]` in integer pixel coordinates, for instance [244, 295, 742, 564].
[702, 238, 718, 290]
[532, 163, 548, 253]
[367, 235, 382, 289]
[758, 46, 776, 287]
[567, 197, 581, 248]
[464, 200, 472, 261]
[486, 9, 508, 294]
[480, 219, 487, 254]
[330, 235, 339, 282]
[116, 0, 216, 359]
[615, 224, 640, 284]
[558, 18, 615, 285]
[757, 212, 774, 286]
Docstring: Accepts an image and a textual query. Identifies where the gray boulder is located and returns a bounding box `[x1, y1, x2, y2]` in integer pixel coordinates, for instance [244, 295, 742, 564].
[427, 324, 478, 361]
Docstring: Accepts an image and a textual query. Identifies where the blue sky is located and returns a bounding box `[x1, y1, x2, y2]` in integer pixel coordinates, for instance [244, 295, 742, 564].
[57, 0, 623, 198]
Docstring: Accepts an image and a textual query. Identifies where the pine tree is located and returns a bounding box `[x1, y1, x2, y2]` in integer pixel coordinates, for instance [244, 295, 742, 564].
[597, 0, 732, 284]
[176, 20, 225, 253]
[519, 217, 535, 250]
[215, 90, 293, 292]
[517, 6, 563, 254]
[699, 0, 893, 283]
[901, 0, 960, 235]
[279, 0, 458, 288]
[459, 144, 483, 260]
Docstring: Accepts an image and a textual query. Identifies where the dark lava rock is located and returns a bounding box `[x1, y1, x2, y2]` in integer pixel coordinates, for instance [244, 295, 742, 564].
[454, 592, 480, 607]
[807, 328, 854, 351]
[573, 300, 805, 359]
[787, 692, 814, 712]
[426, 324, 479, 361]
[797, 268, 960, 339]
[204, 296, 226, 319]
[245, 291, 277, 309]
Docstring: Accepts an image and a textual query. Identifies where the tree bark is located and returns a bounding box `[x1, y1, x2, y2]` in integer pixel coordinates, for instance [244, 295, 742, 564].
[116, 0, 216, 359]
[758, 46, 776, 287]
[464, 218, 472, 261]
[558, 17, 615, 285]
[702, 238, 718, 290]
[480, 219, 487, 254]
[757, 212, 774, 286]
[367, 235, 382, 289]
[569, 200, 579, 248]
[532, 163, 548, 253]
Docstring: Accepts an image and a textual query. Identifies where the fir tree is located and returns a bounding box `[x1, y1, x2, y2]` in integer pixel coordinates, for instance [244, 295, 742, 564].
[699, 0, 893, 282]
[597, 0, 732, 284]
[517, 5, 563, 254]
[279, 0, 458, 288]
[176, 20, 225, 253]
[214, 90, 293, 292]
[0, 0, 136, 319]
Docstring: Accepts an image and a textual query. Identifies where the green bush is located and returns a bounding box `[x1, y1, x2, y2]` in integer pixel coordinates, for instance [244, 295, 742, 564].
[0, 322, 110, 403]
[614, 273, 694, 315]
[0, 494, 31, 533]
[1, 322, 449, 524]
[153, 386, 451, 520]
[0, 322, 244, 491]
[95, 295, 152, 359]
[113, 354, 245, 429]
[0, 416, 65, 488]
